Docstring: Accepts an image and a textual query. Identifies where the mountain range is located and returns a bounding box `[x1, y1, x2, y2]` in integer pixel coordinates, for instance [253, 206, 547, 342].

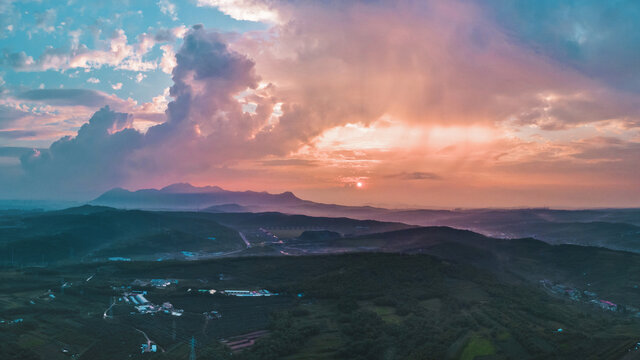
[92, 183, 640, 252]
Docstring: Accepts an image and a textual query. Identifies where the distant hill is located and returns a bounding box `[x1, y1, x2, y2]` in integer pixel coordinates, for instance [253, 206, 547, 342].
[295, 225, 640, 307]
[0, 206, 246, 264]
[94, 184, 310, 211]
[0, 206, 414, 265]
[376, 209, 640, 252]
[0, 199, 80, 211]
[298, 230, 342, 241]
[92, 183, 390, 218]
[92, 183, 640, 253]
[203, 203, 249, 213]
[202, 211, 413, 236]
[4, 204, 640, 312]
[160, 182, 225, 193]
[4, 204, 640, 359]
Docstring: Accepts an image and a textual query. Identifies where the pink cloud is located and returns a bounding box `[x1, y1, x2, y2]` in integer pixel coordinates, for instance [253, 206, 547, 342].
[2, 1, 639, 207]
[5, 26, 187, 72]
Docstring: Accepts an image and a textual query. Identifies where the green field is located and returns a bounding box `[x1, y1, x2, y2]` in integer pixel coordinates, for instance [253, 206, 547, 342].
[1, 253, 640, 359]
[460, 336, 495, 360]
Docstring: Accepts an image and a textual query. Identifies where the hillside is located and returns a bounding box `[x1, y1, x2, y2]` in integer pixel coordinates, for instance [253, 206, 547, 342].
[3, 207, 640, 358]
[287, 226, 640, 309]
[91, 184, 640, 253]
[0, 206, 414, 265]
[0, 206, 246, 264]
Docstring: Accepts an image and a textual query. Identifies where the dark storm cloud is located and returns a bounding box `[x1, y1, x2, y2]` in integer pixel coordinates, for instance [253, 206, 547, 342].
[0, 147, 41, 158]
[19, 106, 144, 198]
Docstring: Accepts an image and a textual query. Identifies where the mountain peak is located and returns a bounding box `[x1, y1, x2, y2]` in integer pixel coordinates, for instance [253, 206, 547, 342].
[160, 183, 225, 194]
[98, 187, 130, 196]
[278, 191, 300, 200]
[160, 183, 197, 192]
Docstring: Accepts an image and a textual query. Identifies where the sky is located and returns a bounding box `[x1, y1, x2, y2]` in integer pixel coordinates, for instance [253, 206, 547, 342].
[0, 0, 639, 208]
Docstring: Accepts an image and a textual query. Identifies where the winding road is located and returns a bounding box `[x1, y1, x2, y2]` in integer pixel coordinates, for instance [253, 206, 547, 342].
[238, 231, 251, 248]
[103, 297, 115, 319]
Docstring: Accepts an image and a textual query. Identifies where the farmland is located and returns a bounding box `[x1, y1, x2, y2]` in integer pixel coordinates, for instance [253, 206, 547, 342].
[2, 253, 640, 359]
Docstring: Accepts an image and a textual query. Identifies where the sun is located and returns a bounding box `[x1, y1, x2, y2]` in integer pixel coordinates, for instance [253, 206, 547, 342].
[356, 182, 363, 188]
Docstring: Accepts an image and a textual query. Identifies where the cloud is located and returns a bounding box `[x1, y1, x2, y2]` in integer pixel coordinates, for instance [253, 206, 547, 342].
[153, 26, 187, 42]
[69, 29, 156, 72]
[111, 82, 123, 90]
[0, 130, 37, 139]
[0, 83, 168, 148]
[0, 0, 19, 39]
[4, 26, 186, 73]
[159, 44, 176, 74]
[505, 90, 640, 130]
[571, 137, 640, 163]
[0, 105, 30, 127]
[0, 26, 266, 198]
[1, 3, 639, 207]
[87, 77, 100, 84]
[0, 146, 42, 158]
[34, 8, 56, 33]
[385, 172, 442, 181]
[18, 106, 144, 198]
[197, 0, 281, 23]
[136, 26, 187, 55]
[16, 89, 126, 107]
[259, 158, 318, 167]
[223, 0, 638, 141]
[479, 0, 640, 93]
[1, 50, 35, 69]
[138, 25, 273, 170]
[158, 0, 178, 21]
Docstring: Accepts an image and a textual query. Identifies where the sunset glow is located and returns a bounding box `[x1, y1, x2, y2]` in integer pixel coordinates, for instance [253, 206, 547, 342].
[3, 3, 640, 358]
[0, 0, 638, 208]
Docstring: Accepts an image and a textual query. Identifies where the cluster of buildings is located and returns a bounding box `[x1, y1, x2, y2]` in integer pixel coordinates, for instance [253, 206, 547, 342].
[132, 278, 179, 289]
[222, 289, 278, 297]
[593, 299, 618, 312]
[108, 257, 131, 262]
[122, 291, 184, 316]
[123, 291, 149, 306]
[0, 318, 23, 325]
[204, 310, 222, 320]
[540, 280, 584, 301]
[191, 288, 217, 295]
[141, 344, 157, 353]
[540, 280, 619, 312]
[187, 288, 278, 297]
[259, 228, 280, 242]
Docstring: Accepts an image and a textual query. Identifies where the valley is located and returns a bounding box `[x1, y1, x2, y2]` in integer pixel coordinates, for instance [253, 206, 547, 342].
[2, 203, 640, 359]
